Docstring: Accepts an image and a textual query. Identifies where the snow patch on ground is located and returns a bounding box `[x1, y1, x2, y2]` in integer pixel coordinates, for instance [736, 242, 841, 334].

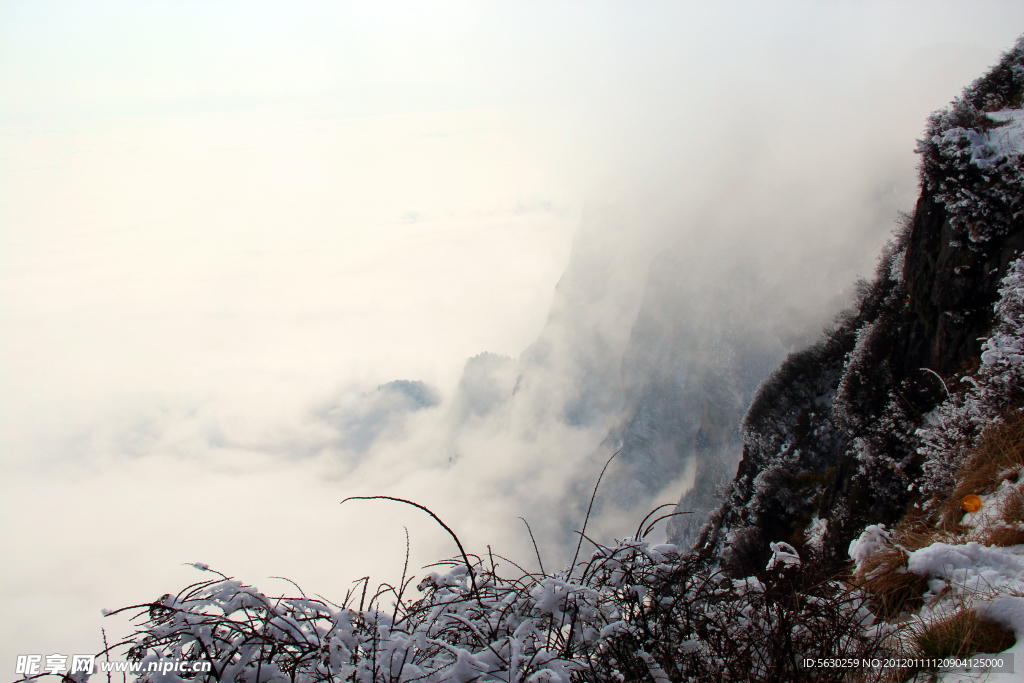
[907, 541, 1024, 598]
[850, 470, 1024, 681]
[901, 475, 1024, 681]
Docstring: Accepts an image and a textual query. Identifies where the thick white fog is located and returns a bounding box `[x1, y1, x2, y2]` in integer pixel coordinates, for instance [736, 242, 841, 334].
[2, 0, 1022, 668]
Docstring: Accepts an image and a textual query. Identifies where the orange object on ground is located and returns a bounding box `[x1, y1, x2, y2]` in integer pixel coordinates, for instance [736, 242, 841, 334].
[961, 494, 983, 512]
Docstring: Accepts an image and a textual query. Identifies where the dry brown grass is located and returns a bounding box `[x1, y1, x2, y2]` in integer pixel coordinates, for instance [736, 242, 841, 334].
[847, 518, 963, 621]
[937, 412, 1024, 531]
[853, 414, 1024, 679]
[978, 521, 1024, 548]
[953, 482, 1024, 548]
[849, 544, 930, 620]
[892, 522, 949, 553]
[869, 608, 1021, 683]
[998, 482, 1024, 523]
[913, 608, 1016, 659]
[848, 485, 1024, 624]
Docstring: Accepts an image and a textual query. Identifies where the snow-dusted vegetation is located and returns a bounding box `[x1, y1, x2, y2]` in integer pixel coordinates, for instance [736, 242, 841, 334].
[919, 257, 1024, 497]
[30, 32, 1024, 683]
[917, 37, 1024, 244]
[99, 525, 890, 682]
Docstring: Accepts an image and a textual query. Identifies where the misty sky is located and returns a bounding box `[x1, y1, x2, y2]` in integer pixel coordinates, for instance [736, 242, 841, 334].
[2, 0, 1023, 668]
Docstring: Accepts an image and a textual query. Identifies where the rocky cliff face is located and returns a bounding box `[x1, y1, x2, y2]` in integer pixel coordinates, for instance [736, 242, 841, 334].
[698, 37, 1024, 574]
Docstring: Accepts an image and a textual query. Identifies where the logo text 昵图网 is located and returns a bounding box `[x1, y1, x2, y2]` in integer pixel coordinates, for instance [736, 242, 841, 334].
[16, 654, 212, 676]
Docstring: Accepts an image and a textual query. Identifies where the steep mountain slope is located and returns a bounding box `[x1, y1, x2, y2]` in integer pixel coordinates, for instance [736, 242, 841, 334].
[604, 248, 789, 547]
[699, 36, 1024, 575]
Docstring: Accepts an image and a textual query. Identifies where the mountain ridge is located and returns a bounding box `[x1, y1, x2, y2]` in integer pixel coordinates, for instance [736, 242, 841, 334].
[697, 35, 1024, 575]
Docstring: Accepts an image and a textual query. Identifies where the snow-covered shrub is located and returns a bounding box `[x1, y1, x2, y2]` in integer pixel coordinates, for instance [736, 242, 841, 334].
[102, 556, 602, 683]
[91, 528, 900, 683]
[916, 35, 1024, 244]
[919, 256, 1024, 499]
[848, 525, 894, 575]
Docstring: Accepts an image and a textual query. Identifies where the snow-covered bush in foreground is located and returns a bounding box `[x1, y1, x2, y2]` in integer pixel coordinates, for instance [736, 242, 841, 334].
[84, 530, 895, 683]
